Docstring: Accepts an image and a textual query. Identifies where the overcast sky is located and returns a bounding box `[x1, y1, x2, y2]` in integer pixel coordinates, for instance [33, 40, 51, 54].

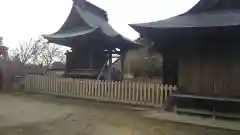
[0, 0, 199, 48]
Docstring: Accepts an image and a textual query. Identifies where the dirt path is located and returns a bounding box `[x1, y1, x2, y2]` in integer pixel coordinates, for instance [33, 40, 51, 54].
[0, 93, 239, 135]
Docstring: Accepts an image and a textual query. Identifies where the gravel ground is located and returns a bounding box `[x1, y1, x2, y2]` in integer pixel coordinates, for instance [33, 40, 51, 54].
[0, 93, 239, 135]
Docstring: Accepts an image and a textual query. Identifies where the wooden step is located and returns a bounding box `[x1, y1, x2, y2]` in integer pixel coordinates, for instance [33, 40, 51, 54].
[176, 108, 240, 119]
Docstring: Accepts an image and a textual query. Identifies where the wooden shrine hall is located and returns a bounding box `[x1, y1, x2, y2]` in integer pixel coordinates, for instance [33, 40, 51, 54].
[131, 0, 240, 118]
[43, 0, 141, 80]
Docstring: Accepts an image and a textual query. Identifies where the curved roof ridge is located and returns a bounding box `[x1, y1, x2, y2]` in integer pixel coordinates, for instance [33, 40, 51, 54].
[185, 0, 219, 14]
[130, 9, 240, 29]
[73, 0, 108, 20]
[185, 0, 240, 14]
[73, 3, 98, 29]
[50, 4, 92, 34]
[43, 0, 143, 49]
[74, 2, 119, 37]
[43, 28, 98, 39]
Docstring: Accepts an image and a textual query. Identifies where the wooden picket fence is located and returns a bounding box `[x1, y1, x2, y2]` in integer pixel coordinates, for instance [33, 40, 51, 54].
[25, 75, 177, 107]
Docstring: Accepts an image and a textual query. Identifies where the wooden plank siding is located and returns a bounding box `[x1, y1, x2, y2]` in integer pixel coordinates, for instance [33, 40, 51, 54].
[178, 46, 240, 97]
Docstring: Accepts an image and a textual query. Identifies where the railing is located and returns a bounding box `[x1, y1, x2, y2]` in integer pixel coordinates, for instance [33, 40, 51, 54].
[25, 75, 177, 107]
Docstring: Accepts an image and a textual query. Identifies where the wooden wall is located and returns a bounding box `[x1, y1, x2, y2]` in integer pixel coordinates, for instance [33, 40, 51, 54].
[178, 43, 240, 97]
[65, 47, 107, 72]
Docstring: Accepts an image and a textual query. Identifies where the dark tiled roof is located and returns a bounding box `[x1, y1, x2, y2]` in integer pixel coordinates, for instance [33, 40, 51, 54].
[43, 0, 142, 49]
[186, 0, 240, 14]
[130, 0, 240, 30]
[131, 10, 240, 29]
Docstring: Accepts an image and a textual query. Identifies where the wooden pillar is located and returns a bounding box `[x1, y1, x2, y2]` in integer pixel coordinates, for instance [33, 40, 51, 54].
[64, 51, 70, 74]
[162, 47, 178, 85]
[89, 51, 93, 69]
[107, 49, 112, 81]
[120, 51, 126, 80]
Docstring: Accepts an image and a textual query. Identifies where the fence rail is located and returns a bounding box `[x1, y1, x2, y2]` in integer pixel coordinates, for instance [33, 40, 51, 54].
[25, 75, 177, 107]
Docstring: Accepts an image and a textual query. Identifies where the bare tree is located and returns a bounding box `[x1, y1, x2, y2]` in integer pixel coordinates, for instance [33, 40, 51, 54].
[58, 51, 66, 64]
[8, 37, 66, 67]
[0, 37, 8, 59]
[9, 38, 47, 64]
[39, 44, 62, 67]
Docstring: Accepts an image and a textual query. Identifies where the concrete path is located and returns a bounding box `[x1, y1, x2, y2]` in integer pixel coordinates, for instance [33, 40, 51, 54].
[143, 110, 240, 131]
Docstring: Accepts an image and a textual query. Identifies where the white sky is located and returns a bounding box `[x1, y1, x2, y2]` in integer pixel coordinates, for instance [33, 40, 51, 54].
[0, 0, 199, 49]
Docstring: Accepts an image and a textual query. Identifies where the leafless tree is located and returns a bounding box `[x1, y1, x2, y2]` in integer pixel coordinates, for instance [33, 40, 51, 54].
[39, 44, 62, 67]
[0, 37, 8, 59]
[8, 37, 66, 67]
[58, 51, 66, 64]
[8, 38, 47, 64]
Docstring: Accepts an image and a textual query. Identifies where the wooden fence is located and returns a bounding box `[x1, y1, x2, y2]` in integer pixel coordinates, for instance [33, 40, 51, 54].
[25, 75, 177, 107]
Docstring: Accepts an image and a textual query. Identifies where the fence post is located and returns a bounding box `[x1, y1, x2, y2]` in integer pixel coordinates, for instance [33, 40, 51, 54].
[120, 81, 124, 101]
[139, 82, 143, 102]
[132, 81, 135, 101]
[96, 80, 100, 97]
[100, 80, 103, 99]
[59, 78, 62, 95]
[107, 81, 110, 100]
[63, 78, 66, 96]
[78, 79, 82, 97]
[103, 80, 105, 99]
[55, 78, 58, 95]
[112, 81, 115, 100]
[113, 81, 117, 100]
[128, 81, 132, 101]
[41, 76, 43, 92]
[168, 85, 173, 98]
[24, 76, 28, 91]
[48, 77, 51, 93]
[117, 81, 120, 100]
[124, 81, 128, 101]
[50, 77, 53, 94]
[71, 78, 74, 97]
[45, 76, 47, 92]
[31, 76, 35, 92]
[55, 77, 58, 95]
[164, 84, 169, 102]
[65, 78, 68, 96]
[65, 78, 69, 96]
[78, 79, 81, 97]
[151, 83, 155, 105]
[87, 79, 90, 97]
[40, 76, 43, 93]
[136, 82, 139, 102]
[82, 80, 85, 97]
[155, 84, 158, 105]
[148, 82, 151, 103]
[52, 77, 55, 94]
[92, 80, 95, 97]
[69, 78, 72, 96]
[160, 84, 164, 106]
[143, 83, 147, 103]
[99, 80, 102, 97]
